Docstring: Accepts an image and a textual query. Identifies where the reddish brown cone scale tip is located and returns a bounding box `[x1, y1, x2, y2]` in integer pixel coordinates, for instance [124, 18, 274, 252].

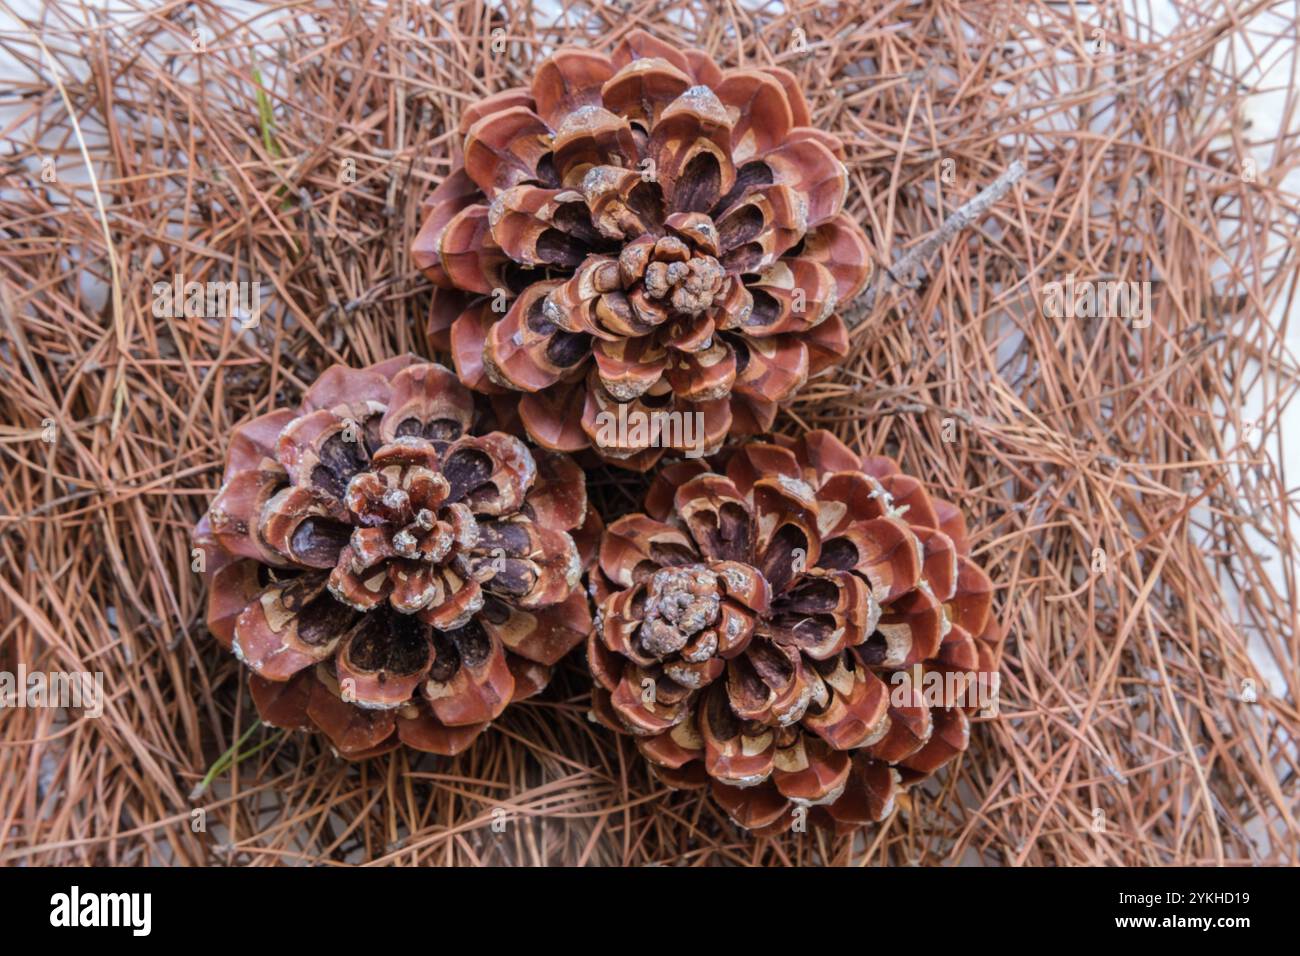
[416, 31, 875, 470]
[590, 430, 1004, 833]
[195, 357, 593, 758]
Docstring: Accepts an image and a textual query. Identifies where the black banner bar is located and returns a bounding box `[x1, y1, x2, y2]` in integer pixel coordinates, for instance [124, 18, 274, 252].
[0, 865, 1277, 943]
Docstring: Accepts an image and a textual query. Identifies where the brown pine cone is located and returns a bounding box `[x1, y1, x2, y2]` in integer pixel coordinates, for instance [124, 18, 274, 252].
[588, 430, 1003, 833]
[414, 30, 874, 470]
[194, 357, 594, 759]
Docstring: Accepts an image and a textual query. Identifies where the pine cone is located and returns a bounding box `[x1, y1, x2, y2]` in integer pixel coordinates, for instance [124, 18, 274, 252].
[414, 31, 874, 470]
[588, 431, 1003, 833]
[194, 357, 593, 758]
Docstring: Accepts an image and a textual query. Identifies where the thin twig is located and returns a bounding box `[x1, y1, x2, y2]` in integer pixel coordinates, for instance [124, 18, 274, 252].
[849, 160, 1027, 323]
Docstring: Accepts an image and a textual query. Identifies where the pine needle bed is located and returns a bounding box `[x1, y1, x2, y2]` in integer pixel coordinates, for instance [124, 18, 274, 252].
[1, 0, 1297, 866]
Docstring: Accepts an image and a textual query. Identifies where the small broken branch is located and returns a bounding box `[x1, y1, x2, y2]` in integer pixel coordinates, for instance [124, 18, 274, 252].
[847, 159, 1027, 325]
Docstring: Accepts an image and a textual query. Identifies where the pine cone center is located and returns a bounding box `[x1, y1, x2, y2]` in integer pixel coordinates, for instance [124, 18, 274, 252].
[639, 564, 723, 658]
[318, 435, 540, 617]
[340, 438, 472, 573]
[640, 240, 725, 317]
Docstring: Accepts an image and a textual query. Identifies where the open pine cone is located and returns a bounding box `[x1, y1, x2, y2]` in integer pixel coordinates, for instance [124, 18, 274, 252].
[588, 431, 1003, 833]
[414, 30, 874, 469]
[194, 356, 593, 758]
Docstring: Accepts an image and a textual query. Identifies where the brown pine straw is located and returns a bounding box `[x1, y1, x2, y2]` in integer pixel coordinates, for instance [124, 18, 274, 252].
[0, 0, 1297, 867]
